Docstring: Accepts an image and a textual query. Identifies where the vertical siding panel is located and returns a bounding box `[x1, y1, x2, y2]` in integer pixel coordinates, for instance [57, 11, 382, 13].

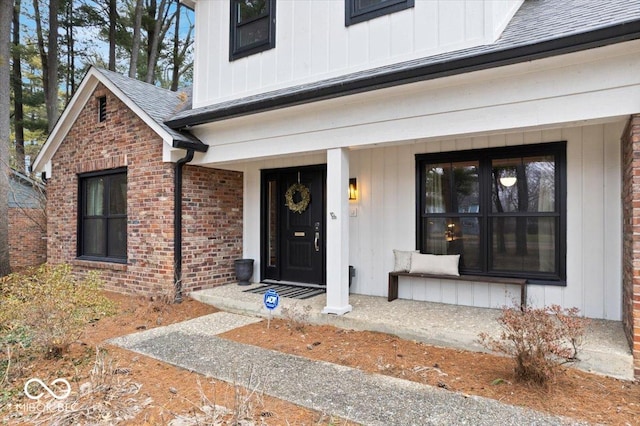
[603, 122, 624, 320]
[582, 125, 605, 317]
[439, 0, 465, 46]
[348, 23, 369, 68]
[414, 1, 439, 52]
[349, 149, 362, 292]
[369, 17, 392, 63]
[390, 6, 414, 56]
[310, 1, 330, 76]
[292, 1, 312, 80]
[358, 149, 374, 293]
[562, 127, 584, 312]
[473, 283, 491, 307]
[371, 149, 387, 296]
[465, 0, 485, 41]
[276, 1, 293, 83]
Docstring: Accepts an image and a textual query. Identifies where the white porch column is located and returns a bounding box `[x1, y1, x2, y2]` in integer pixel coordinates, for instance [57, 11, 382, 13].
[322, 148, 353, 315]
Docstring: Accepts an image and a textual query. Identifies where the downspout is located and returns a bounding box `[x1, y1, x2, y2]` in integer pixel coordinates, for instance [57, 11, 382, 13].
[174, 148, 195, 303]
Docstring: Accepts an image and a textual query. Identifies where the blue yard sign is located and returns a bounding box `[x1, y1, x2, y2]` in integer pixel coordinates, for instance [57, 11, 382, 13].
[263, 289, 280, 310]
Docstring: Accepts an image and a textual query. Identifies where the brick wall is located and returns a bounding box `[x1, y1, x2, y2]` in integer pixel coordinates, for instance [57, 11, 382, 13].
[182, 166, 243, 293]
[8, 207, 46, 271]
[622, 114, 640, 378]
[47, 82, 243, 297]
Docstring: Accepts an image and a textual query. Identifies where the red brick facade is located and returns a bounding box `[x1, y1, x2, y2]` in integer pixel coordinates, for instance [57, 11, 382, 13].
[622, 114, 640, 378]
[8, 207, 46, 271]
[46, 83, 243, 296]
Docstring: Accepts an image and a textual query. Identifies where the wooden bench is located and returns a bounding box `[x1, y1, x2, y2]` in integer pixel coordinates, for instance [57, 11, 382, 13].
[388, 271, 528, 307]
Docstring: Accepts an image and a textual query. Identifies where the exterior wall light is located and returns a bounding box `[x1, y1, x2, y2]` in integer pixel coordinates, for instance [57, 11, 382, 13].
[349, 178, 357, 200]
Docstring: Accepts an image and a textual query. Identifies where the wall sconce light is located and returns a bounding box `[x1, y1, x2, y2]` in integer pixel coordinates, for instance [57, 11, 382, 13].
[348, 178, 357, 200]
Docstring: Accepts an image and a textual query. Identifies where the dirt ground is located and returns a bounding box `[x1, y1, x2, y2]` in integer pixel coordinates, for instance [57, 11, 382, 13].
[7, 291, 640, 425]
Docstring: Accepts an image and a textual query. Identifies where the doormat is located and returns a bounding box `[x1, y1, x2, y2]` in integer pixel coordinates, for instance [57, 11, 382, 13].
[243, 284, 325, 300]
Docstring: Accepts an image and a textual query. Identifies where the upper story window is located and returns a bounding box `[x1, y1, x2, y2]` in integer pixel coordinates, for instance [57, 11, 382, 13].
[345, 0, 414, 26]
[416, 142, 566, 283]
[78, 168, 127, 263]
[230, 0, 276, 61]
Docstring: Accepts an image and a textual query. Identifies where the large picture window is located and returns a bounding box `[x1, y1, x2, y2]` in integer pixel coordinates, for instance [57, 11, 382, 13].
[78, 169, 127, 262]
[230, 0, 276, 60]
[416, 142, 566, 283]
[345, 0, 414, 26]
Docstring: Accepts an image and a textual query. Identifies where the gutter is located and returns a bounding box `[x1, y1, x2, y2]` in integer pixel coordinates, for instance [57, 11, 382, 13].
[173, 148, 195, 303]
[165, 20, 640, 130]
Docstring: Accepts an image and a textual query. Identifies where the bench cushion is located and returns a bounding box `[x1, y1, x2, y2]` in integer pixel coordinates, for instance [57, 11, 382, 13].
[409, 253, 460, 276]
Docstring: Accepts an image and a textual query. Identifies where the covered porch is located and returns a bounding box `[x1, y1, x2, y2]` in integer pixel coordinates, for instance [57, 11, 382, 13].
[190, 283, 633, 381]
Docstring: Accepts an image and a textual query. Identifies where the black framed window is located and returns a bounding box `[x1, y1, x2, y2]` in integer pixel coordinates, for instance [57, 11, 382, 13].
[416, 142, 566, 283]
[345, 0, 414, 26]
[230, 0, 276, 61]
[78, 168, 127, 262]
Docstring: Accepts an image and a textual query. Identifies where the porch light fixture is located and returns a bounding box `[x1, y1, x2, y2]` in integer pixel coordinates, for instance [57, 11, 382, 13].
[349, 178, 357, 200]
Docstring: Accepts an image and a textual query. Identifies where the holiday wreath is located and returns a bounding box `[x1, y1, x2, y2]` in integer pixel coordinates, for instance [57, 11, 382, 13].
[285, 182, 310, 214]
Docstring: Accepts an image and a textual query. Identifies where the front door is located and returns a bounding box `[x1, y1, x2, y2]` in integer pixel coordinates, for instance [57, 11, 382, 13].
[261, 165, 326, 285]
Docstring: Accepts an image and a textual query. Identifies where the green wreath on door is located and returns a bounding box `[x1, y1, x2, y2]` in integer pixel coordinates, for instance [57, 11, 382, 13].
[285, 183, 310, 214]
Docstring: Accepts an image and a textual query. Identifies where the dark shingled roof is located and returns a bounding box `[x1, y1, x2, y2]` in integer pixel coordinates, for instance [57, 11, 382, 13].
[93, 68, 206, 150]
[165, 0, 640, 129]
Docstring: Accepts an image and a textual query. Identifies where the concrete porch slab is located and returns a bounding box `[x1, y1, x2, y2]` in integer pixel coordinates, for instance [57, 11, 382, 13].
[191, 283, 634, 381]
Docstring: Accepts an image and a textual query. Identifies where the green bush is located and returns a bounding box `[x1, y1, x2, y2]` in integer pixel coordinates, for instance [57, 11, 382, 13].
[0, 264, 115, 358]
[478, 303, 588, 386]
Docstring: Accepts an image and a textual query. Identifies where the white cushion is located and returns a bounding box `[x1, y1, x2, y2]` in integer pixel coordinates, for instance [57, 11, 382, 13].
[393, 249, 418, 272]
[409, 253, 460, 276]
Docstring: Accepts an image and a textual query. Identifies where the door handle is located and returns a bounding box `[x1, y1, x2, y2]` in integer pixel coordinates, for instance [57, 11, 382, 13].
[314, 232, 320, 252]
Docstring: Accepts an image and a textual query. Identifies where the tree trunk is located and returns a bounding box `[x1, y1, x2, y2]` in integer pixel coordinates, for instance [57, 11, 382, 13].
[0, 0, 13, 276]
[129, 0, 143, 78]
[108, 0, 116, 71]
[46, 0, 60, 132]
[12, 0, 25, 172]
[170, 0, 180, 91]
[145, 0, 170, 84]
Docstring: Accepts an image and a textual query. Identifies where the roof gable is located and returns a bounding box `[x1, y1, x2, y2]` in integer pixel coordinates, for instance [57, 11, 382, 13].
[33, 67, 205, 174]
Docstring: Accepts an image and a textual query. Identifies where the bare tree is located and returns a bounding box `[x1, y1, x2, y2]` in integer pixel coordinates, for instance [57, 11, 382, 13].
[33, 0, 60, 132]
[129, 0, 143, 78]
[145, 0, 172, 84]
[108, 0, 116, 70]
[12, 0, 25, 172]
[0, 0, 13, 276]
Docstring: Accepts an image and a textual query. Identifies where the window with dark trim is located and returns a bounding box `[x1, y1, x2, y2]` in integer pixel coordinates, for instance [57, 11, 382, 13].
[98, 96, 107, 122]
[416, 142, 566, 283]
[78, 168, 127, 262]
[345, 0, 414, 26]
[230, 0, 276, 61]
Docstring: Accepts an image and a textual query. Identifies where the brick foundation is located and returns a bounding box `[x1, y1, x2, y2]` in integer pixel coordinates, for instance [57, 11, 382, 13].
[622, 114, 640, 379]
[47, 83, 243, 297]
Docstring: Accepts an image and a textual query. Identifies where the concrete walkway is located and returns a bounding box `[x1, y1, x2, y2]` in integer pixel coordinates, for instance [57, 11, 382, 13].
[110, 312, 586, 426]
[190, 284, 634, 381]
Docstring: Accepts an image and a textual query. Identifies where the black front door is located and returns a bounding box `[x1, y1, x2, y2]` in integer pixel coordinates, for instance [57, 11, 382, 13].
[261, 165, 326, 285]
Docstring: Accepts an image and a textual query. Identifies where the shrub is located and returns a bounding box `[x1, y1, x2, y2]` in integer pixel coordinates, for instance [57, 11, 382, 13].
[0, 264, 116, 359]
[478, 303, 589, 386]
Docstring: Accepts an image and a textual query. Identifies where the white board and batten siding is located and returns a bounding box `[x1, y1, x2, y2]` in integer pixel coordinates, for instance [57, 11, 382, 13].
[191, 0, 522, 108]
[346, 123, 624, 321]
